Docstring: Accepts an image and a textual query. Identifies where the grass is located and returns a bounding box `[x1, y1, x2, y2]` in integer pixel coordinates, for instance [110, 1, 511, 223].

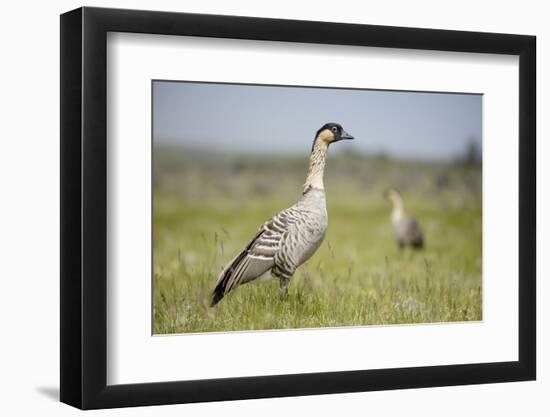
[152, 148, 482, 334]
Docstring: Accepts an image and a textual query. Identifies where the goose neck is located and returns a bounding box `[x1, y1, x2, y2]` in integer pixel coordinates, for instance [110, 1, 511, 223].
[391, 199, 405, 224]
[304, 138, 328, 192]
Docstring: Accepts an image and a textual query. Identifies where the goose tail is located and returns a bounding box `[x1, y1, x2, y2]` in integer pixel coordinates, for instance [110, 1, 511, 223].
[210, 230, 265, 307]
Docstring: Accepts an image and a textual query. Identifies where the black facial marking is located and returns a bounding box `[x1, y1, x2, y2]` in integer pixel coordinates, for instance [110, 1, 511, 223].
[312, 122, 348, 151]
[315, 122, 342, 139]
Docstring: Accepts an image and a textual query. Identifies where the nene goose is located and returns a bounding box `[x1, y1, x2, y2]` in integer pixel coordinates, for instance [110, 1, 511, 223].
[385, 188, 424, 249]
[210, 122, 354, 306]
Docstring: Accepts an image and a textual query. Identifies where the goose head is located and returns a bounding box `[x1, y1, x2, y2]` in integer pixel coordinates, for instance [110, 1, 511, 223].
[314, 122, 354, 148]
[385, 188, 403, 206]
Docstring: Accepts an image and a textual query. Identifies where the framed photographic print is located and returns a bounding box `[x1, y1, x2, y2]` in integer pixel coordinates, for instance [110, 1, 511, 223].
[60, 6, 536, 409]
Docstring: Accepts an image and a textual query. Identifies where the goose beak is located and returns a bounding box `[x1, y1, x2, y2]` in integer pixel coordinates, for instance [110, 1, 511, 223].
[341, 130, 354, 140]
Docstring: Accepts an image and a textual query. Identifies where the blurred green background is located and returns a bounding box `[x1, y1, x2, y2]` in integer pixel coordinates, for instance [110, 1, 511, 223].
[153, 146, 482, 334]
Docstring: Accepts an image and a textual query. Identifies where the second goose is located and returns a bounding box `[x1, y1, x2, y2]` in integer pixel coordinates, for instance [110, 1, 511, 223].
[385, 188, 424, 250]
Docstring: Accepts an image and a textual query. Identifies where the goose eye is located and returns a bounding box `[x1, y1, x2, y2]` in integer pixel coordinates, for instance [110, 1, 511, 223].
[331, 127, 338, 133]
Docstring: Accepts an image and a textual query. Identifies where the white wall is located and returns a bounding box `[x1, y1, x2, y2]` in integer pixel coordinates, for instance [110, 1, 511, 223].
[0, 0, 546, 415]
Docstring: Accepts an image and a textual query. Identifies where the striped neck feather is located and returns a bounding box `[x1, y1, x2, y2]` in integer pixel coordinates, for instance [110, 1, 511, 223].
[304, 137, 328, 192]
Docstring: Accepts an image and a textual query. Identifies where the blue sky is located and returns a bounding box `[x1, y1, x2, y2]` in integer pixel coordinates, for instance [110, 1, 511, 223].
[153, 81, 482, 161]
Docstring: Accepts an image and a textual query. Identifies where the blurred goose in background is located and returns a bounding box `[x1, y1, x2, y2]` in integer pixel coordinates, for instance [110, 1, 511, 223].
[385, 188, 424, 250]
[210, 123, 354, 306]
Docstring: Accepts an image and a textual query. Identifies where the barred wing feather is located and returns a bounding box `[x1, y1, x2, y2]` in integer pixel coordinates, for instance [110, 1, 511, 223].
[210, 210, 294, 306]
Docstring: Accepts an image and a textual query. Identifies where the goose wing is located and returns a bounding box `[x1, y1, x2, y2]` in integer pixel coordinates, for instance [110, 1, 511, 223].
[210, 210, 293, 306]
[405, 217, 424, 247]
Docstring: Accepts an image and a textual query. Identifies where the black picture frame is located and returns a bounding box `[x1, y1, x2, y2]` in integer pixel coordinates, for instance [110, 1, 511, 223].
[60, 6, 536, 410]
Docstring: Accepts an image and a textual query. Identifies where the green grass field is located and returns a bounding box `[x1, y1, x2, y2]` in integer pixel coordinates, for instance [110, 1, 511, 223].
[153, 148, 482, 334]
